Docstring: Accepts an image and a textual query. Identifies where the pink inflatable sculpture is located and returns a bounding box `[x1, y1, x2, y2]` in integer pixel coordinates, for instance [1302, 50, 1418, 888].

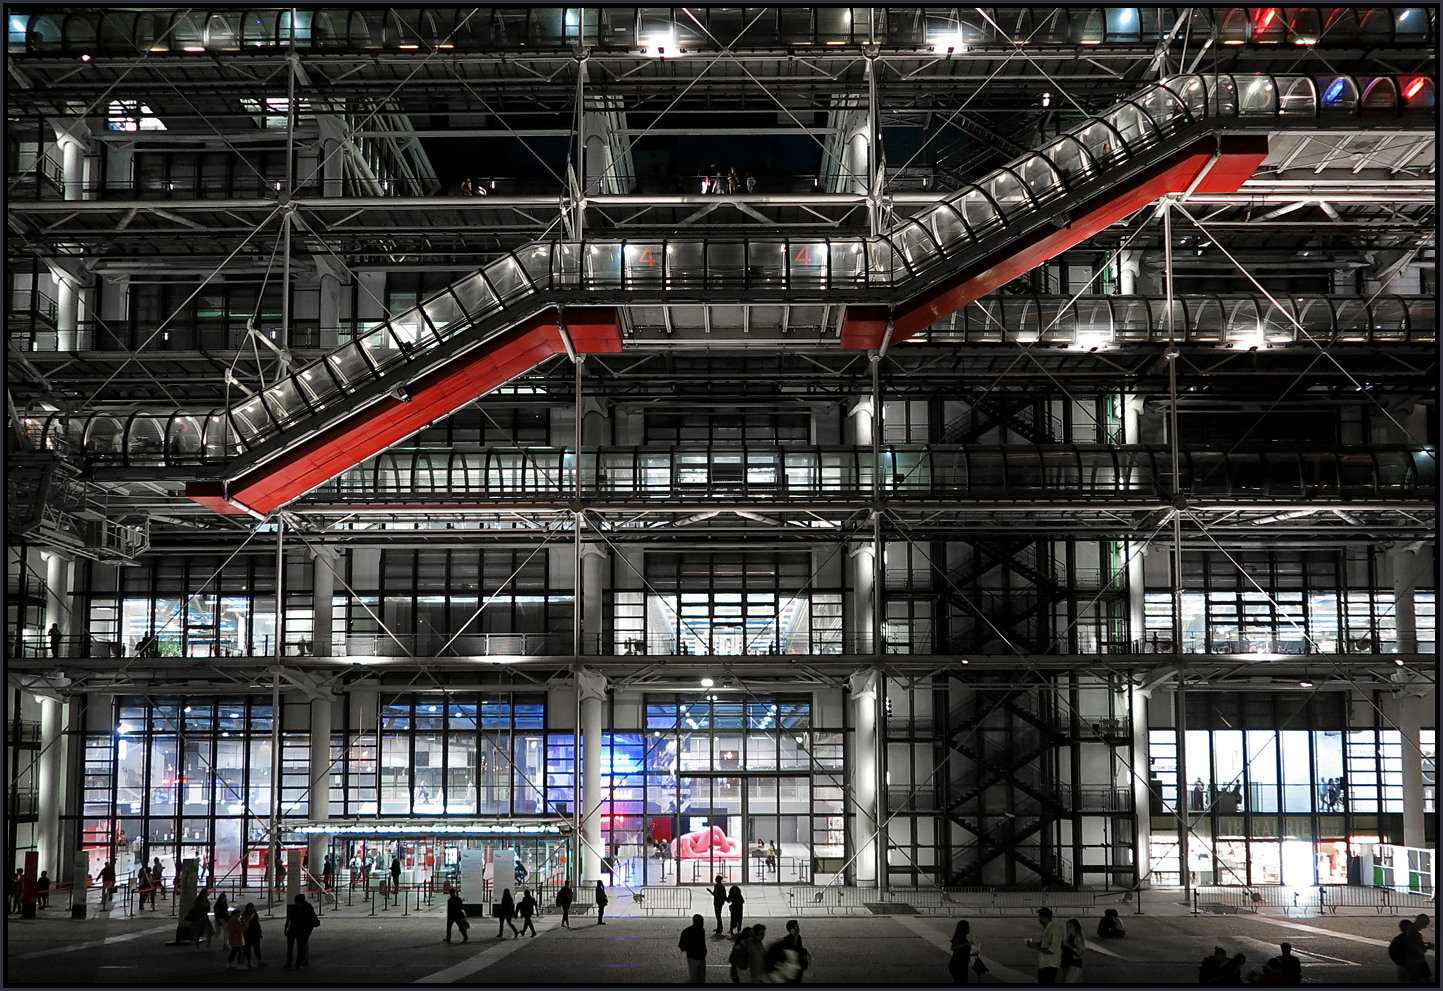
[671, 825, 743, 860]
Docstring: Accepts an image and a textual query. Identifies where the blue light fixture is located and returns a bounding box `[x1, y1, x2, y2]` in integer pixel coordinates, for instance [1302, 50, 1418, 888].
[1323, 79, 1346, 104]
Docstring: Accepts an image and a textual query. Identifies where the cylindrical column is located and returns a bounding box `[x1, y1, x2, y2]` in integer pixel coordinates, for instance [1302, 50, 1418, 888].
[55, 277, 79, 352]
[577, 670, 607, 882]
[36, 697, 65, 880]
[307, 697, 333, 883]
[44, 553, 70, 650]
[580, 544, 607, 655]
[61, 138, 85, 201]
[317, 271, 341, 349]
[311, 548, 335, 657]
[1398, 695, 1426, 849]
[1389, 545, 1419, 654]
[848, 670, 879, 886]
[1118, 250, 1142, 295]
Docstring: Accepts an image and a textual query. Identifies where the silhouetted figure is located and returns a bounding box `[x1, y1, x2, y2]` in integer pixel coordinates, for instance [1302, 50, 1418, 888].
[727, 885, 745, 934]
[679, 913, 708, 984]
[595, 879, 609, 925]
[711, 875, 728, 934]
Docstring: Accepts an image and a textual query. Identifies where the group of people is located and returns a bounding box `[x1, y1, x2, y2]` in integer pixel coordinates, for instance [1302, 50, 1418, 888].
[184, 887, 319, 969]
[442, 879, 611, 941]
[1199, 943, 1304, 984]
[946, 906, 1128, 985]
[711, 877, 747, 934]
[457, 178, 489, 196]
[699, 166, 756, 195]
[1318, 777, 1347, 812]
[678, 914, 808, 985]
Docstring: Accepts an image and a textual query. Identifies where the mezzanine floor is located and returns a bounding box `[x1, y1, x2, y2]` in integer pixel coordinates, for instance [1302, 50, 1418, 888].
[3, 885, 1431, 986]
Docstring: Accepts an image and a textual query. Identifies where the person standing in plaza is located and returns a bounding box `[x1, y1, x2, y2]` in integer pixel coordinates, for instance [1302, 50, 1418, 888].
[283, 892, 319, 969]
[1413, 915, 1433, 984]
[517, 890, 538, 937]
[213, 891, 230, 949]
[390, 855, 402, 893]
[594, 879, 609, 925]
[444, 888, 469, 943]
[225, 905, 249, 968]
[134, 865, 151, 911]
[1025, 906, 1062, 984]
[727, 885, 745, 934]
[745, 924, 771, 982]
[36, 870, 50, 909]
[557, 881, 574, 928]
[1060, 918, 1085, 983]
[711, 875, 728, 934]
[949, 920, 976, 984]
[243, 904, 266, 967]
[1277, 943, 1301, 984]
[190, 888, 214, 948]
[98, 860, 115, 909]
[679, 912, 708, 984]
[496, 888, 520, 938]
[151, 857, 165, 899]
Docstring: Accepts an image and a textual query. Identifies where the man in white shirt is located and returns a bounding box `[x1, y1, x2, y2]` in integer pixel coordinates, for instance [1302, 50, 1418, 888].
[1027, 906, 1062, 984]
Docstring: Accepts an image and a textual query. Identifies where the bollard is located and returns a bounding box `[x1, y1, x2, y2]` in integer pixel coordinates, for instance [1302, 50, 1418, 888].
[403, 886, 409, 917]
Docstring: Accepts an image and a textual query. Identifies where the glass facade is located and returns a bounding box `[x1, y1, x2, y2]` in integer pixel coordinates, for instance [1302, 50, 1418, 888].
[1146, 692, 1436, 886]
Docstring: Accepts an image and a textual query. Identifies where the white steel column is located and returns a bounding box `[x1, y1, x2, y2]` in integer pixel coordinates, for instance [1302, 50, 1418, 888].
[36, 695, 66, 879]
[577, 669, 608, 881]
[848, 669, 880, 886]
[1389, 543, 1421, 654]
[54, 275, 79, 352]
[1397, 694, 1427, 849]
[43, 552, 71, 647]
[580, 544, 607, 655]
[310, 546, 336, 657]
[307, 697, 333, 879]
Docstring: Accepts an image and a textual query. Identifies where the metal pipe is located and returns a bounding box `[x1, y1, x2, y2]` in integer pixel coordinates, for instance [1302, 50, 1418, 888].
[268, 520, 284, 909]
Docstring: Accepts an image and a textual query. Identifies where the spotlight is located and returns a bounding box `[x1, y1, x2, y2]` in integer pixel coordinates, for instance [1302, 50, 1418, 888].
[1299, 681, 1314, 688]
[700, 677, 714, 687]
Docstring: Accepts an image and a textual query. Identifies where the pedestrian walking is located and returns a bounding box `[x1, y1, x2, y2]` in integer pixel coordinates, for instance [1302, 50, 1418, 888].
[949, 920, 977, 984]
[517, 890, 538, 936]
[1277, 943, 1301, 984]
[745, 924, 770, 982]
[1060, 918, 1085, 983]
[99, 860, 116, 909]
[1391, 918, 1431, 985]
[444, 888, 470, 942]
[283, 892, 320, 969]
[711, 875, 728, 934]
[679, 913, 708, 984]
[767, 923, 804, 983]
[727, 885, 745, 934]
[557, 881, 574, 928]
[36, 870, 50, 909]
[243, 904, 266, 967]
[460, 178, 473, 196]
[225, 907, 249, 968]
[1026, 906, 1062, 984]
[779, 920, 810, 984]
[595, 879, 609, 925]
[390, 856, 402, 892]
[322, 855, 335, 892]
[729, 927, 754, 984]
[496, 888, 520, 938]
[700, 174, 712, 195]
[745, 171, 756, 193]
[190, 889, 215, 948]
[49, 622, 61, 656]
[1413, 915, 1434, 984]
[765, 843, 777, 876]
[151, 858, 165, 899]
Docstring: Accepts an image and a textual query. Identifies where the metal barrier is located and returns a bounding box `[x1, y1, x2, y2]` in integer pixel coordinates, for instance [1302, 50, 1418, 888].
[636, 886, 696, 916]
[1319, 885, 1438, 914]
[994, 889, 1098, 913]
[787, 885, 872, 914]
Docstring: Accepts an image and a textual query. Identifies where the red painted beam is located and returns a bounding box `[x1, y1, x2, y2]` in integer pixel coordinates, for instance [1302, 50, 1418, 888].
[187, 307, 619, 516]
[841, 135, 1269, 349]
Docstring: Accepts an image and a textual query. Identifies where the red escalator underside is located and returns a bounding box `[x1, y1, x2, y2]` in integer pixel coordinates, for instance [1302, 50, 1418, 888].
[188, 307, 620, 516]
[840, 134, 1269, 349]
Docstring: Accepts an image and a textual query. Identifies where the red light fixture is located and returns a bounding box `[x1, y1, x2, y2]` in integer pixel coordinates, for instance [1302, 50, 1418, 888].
[1403, 77, 1426, 100]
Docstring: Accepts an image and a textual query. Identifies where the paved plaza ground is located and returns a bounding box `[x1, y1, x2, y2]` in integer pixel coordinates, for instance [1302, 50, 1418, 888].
[4, 886, 1430, 986]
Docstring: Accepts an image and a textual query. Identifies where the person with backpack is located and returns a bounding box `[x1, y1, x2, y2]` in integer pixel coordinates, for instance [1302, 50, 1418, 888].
[443, 888, 469, 943]
[556, 882, 574, 928]
[283, 893, 320, 969]
[517, 890, 538, 937]
[729, 927, 754, 983]
[1391, 918, 1431, 985]
[678, 913, 708, 984]
[594, 879, 609, 926]
[767, 923, 804, 984]
[779, 920, 810, 984]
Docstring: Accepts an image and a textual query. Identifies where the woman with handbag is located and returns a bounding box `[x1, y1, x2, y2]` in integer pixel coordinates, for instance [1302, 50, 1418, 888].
[1060, 918, 1086, 983]
[949, 920, 986, 984]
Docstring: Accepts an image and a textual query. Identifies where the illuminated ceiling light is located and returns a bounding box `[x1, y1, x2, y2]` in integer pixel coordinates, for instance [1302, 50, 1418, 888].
[1403, 77, 1426, 100]
[1323, 79, 1346, 104]
[700, 677, 714, 688]
[1299, 681, 1314, 688]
